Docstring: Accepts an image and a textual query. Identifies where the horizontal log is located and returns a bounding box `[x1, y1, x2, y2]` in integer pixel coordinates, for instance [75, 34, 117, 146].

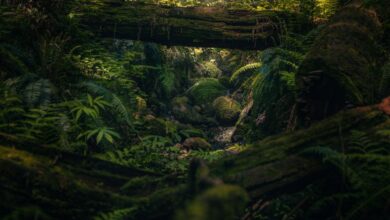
[74, 1, 304, 50]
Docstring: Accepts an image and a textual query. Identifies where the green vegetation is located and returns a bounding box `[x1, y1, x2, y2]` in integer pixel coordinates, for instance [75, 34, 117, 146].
[0, 0, 389, 219]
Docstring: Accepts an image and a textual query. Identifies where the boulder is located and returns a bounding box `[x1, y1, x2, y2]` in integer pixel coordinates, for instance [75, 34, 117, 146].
[212, 96, 241, 125]
[183, 137, 212, 151]
[171, 96, 213, 125]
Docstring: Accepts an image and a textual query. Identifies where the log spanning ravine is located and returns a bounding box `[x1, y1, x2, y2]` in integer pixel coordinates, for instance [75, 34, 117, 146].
[75, 0, 306, 50]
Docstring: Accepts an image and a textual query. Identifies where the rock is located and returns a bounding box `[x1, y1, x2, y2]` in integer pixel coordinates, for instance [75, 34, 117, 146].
[379, 96, 390, 115]
[193, 105, 202, 112]
[174, 143, 184, 150]
[183, 137, 212, 151]
[171, 96, 213, 125]
[195, 61, 222, 78]
[212, 96, 241, 125]
[144, 114, 156, 121]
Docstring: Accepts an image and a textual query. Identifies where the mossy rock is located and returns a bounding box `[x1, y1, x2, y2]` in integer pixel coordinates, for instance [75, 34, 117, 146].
[183, 137, 212, 150]
[212, 96, 241, 125]
[202, 61, 222, 78]
[171, 96, 215, 125]
[187, 78, 227, 105]
[175, 185, 249, 220]
[195, 61, 222, 78]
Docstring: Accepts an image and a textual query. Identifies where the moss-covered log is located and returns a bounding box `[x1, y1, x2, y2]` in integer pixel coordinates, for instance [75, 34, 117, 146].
[1, 103, 388, 219]
[74, 1, 304, 50]
[296, 1, 386, 123]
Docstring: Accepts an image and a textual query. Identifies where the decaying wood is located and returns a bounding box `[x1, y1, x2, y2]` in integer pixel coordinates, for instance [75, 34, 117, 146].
[75, 1, 307, 50]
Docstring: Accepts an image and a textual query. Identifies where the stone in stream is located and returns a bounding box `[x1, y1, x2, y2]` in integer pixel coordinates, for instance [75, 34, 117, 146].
[212, 96, 241, 126]
[212, 126, 236, 145]
[183, 137, 212, 151]
[171, 96, 213, 125]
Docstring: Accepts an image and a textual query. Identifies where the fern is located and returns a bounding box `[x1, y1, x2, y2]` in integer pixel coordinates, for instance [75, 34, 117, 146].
[247, 46, 304, 135]
[23, 79, 55, 107]
[302, 129, 390, 219]
[316, 0, 339, 18]
[78, 126, 120, 152]
[187, 78, 226, 105]
[94, 207, 137, 220]
[230, 62, 262, 84]
[158, 65, 176, 98]
[79, 81, 134, 127]
[378, 61, 390, 98]
[0, 45, 30, 77]
[69, 95, 110, 122]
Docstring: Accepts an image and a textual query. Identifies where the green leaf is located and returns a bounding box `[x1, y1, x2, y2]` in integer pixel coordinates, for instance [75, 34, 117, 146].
[76, 109, 83, 121]
[105, 133, 114, 143]
[86, 129, 99, 139]
[87, 94, 93, 106]
[96, 129, 105, 144]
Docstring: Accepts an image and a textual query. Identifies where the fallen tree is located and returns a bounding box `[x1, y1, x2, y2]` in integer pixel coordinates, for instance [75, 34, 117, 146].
[74, 0, 307, 50]
[1, 102, 389, 219]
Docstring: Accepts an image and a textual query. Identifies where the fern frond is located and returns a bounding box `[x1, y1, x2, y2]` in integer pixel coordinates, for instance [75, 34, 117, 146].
[159, 66, 175, 98]
[187, 78, 226, 105]
[378, 61, 390, 98]
[23, 79, 55, 107]
[94, 207, 137, 220]
[79, 81, 134, 127]
[230, 62, 262, 84]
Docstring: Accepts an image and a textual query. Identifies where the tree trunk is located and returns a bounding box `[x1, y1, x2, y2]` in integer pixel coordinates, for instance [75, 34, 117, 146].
[75, 1, 305, 50]
[1, 104, 388, 219]
[296, 1, 386, 124]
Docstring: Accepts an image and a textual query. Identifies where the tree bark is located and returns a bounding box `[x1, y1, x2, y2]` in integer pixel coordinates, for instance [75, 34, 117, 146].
[75, 1, 303, 50]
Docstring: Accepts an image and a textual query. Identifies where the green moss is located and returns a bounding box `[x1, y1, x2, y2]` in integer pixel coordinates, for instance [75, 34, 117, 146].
[187, 78, 227, 105]
[171, 96, 213, 125]
[212, 96, 241, 125]
[211, 106, 384, 178]
[175, 185, 249, 220]
[183, 137, 212, 150]
[296, 5, 383, 122]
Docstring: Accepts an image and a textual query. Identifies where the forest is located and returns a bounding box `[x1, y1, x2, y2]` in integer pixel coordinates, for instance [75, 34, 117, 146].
[0, 0, 389, 219]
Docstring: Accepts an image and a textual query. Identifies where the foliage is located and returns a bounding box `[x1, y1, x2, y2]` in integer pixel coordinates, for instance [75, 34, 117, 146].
[378, 60, 390, 98]
[187, 78, 227, 105]
[175, 185, 249, 220]
[230, 62, 262, 86]
[158, 65, 176, 99]
[231, 35, 308, 138]
[99, 135, 187, 173]
[94, 208, 136, 220]
[301, 128, 390, 219]
[78, 126, 120, 145]
[1, 1, 389, 219]
[212, 96, 241, 125]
